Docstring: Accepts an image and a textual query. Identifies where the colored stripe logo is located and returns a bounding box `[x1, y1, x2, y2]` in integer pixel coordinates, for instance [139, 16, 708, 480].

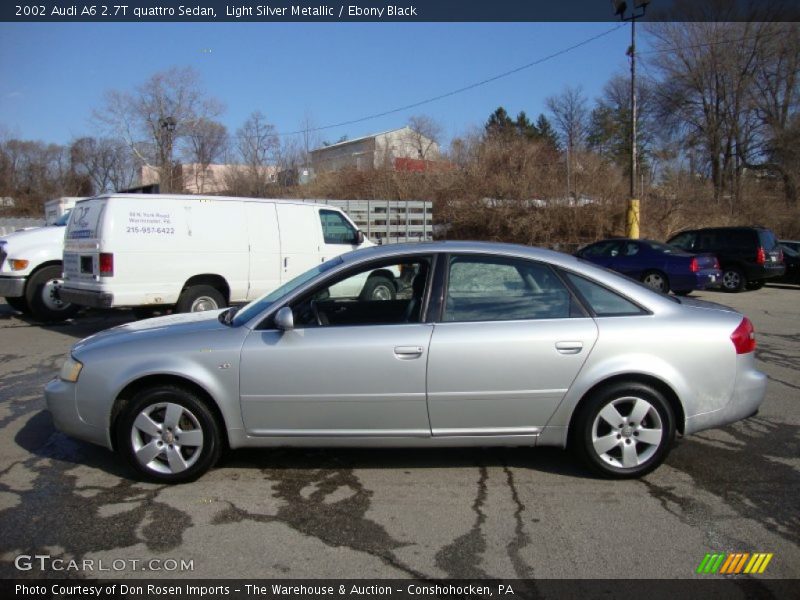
[696, 552, 773, 574]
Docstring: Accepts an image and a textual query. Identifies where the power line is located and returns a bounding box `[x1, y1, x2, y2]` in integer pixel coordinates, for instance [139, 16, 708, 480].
[277, 24, 625, 137]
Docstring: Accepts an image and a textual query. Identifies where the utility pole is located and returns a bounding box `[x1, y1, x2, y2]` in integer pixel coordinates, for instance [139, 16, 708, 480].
[613, 0, 650, 239]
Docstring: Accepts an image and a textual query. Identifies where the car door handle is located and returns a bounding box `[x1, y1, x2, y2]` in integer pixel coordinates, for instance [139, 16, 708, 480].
[555, 341, 583, 354]
[394, 346, 424, 359]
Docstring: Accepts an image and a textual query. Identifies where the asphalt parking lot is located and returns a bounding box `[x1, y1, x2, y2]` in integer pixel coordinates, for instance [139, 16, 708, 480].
[0, 285, 798, 582]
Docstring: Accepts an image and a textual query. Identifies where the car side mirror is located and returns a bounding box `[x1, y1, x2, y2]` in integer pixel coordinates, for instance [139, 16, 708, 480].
[274, 306, 294, 331]
[354, 230, 365, 245]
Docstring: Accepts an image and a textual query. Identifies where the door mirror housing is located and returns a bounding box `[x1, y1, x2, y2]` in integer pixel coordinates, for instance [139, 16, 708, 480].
[274, 306, 294, 331]
[354, 230, 365, 245]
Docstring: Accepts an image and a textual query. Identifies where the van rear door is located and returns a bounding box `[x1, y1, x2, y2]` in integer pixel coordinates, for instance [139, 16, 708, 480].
[63, 198, 106, 284]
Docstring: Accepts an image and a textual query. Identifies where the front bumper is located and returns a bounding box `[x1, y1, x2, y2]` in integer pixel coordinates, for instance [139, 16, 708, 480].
[44, 378, 112, 449]
[60, 287, 114, 308]
[0, 276, 26, 297]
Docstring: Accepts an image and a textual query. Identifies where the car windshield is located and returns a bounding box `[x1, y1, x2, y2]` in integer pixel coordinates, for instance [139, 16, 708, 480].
[230, 256, 344, 326]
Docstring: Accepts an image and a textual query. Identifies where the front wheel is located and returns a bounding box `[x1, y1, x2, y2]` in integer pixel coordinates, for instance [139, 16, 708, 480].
[176, 285, 226, 313]
[572, 382, 676, 478]
[116, 385, 222, 483]
[25, 265, 79, 322]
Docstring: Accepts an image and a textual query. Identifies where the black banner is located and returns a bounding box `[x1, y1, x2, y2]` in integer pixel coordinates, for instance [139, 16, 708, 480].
[3, 0, 800, 23]
[2, 579, 799, 600]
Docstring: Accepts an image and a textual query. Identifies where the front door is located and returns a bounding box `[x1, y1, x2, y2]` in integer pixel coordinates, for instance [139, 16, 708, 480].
[239, 255, 435, 437]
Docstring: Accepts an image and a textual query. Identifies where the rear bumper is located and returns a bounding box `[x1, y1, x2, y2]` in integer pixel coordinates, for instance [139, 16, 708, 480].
[60, 287, 113, 308]
[684, 356, 767, 435]
[0, 276, 26, 297]
[744, 263, 786, 281]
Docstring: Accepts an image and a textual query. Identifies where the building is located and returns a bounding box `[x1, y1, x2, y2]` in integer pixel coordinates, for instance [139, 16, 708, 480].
[310, 127, 440, 173]
[139, 163, 278, 194]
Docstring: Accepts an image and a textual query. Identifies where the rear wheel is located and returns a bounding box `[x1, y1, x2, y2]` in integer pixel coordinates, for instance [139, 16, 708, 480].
[721, 267, 746, 292]
[641, 270, 670, 293]
[176, 285, 226, 313]
[572, 382, 675, 478]
[360, 276, 396, 301]
[4, 296, 29, 313]
[25, 265, 79, 322]
[116, 385, 221, 483]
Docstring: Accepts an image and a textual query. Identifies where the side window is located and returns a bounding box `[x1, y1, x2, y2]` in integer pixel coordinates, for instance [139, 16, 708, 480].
[319, 209, 357, 244]
[669, 232, 695, 251]
[291, 257, 431, 327]
[444, 256, 575, 322]
[565, 272, 646, 317]
[622, 242, 640, 257]
[581, 241, 619, 257]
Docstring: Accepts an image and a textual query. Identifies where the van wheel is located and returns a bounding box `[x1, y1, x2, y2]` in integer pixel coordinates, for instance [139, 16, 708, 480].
[26, 265, 79, 322]
[116, 385, 221, 483]
[4, 296, 29, 314]
[176, 285, 226, 313]
[360, 276, 396, 301]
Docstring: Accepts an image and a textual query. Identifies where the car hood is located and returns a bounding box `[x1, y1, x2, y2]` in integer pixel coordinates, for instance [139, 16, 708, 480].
[0, 225, 64, 248]
[72, 309, 234, 356]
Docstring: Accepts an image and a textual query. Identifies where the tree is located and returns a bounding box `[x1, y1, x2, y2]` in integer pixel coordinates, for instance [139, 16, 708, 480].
[406, 115, 443, 159]
[184, 119, 228, 193]
[229, 111, 279, 196]
[485, 107, 515, 138]
[534, 114, 559, 151]
[94, 66, 224, 193]
[545, 86, 590, 154]
[69, 137, 137, 194]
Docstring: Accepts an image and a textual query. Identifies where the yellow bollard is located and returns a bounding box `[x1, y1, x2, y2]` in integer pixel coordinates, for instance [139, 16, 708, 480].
[626, 198, 640, 239]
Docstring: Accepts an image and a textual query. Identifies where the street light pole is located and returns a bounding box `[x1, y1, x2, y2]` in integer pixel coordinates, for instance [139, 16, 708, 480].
[613, 0, 649, 239]
[159, 116, 177, 193]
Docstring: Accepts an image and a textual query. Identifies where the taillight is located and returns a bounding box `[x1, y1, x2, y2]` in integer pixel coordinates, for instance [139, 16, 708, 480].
[690, 257, 699, 272]
[778, 248, 784, 263]
[731, 317, 756, 354]
[99, 252, 114, 277]
[756, 247, 766, 264]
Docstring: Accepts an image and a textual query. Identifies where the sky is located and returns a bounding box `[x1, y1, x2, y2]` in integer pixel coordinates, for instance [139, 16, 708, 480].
[0, 22, 644, 150]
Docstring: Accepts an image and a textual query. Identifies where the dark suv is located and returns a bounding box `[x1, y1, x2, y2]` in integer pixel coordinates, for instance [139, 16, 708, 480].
[667, 227, 785, 292]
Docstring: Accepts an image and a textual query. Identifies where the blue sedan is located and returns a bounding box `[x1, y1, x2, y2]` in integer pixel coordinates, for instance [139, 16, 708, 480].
[576, 239, 722, 295]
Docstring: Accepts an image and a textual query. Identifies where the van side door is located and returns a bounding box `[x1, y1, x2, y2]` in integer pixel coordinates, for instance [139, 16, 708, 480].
[276, 204, 322, 282]
[245, 202, 282, 300]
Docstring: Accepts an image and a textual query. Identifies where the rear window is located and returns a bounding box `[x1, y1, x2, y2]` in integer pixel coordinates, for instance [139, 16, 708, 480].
[66, 202, 104, 240]
[758, 229, 779, 251]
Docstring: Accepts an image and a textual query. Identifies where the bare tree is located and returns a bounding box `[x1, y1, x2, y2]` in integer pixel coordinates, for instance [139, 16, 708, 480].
[227, 111, 279, 196]
[406, 115, 443, 160]
[70, 137, 137, 193]
[184, 119, 228, 193]
[546, 86, 590, 155]
[94, 67, 224, 193]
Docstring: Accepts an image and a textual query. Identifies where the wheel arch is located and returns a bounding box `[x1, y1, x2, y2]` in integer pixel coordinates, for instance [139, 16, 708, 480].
[181, 274, 231, 303]
[366, 269, 396, 284]
[566, 373, 685, 446]
[110, 374, 230, 452]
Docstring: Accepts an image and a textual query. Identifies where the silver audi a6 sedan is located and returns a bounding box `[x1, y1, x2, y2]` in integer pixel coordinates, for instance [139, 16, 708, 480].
[45, 241, 766, 483]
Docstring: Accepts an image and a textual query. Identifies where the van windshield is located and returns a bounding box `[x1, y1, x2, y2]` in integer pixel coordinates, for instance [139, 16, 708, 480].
[54, 210, 72, 227]
[231, 256, 344, 326]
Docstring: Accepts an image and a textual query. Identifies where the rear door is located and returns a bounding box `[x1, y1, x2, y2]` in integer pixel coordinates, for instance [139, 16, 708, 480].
[426, 254, 598, 435]
[63, 199, 106, 288]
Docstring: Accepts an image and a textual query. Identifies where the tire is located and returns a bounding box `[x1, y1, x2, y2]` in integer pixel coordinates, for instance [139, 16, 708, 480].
[571, 381, 676, 479]
[25, 265, 79, 322]
[721, 267, 746, 292]
[116, 385, 222, 483]
[359, 276, 396, 301]
[175, 284, 226, 313]
[673, 290, 692, 296]
[641, 270, 670, 293]
[4, 296, 30, 313]
[745, 280, 765, 291]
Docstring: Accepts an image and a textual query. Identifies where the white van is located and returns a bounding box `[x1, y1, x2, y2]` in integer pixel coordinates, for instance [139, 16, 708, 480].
[59, 194, 396, 315]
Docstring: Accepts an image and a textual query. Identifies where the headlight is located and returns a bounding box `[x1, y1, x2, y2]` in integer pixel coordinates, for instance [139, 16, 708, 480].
[59, 356, 83, 382]
[9, 259, 29, 271]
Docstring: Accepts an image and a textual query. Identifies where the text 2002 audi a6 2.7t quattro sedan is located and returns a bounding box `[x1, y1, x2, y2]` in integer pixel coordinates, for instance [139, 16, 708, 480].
[46, 242, 766, 483]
